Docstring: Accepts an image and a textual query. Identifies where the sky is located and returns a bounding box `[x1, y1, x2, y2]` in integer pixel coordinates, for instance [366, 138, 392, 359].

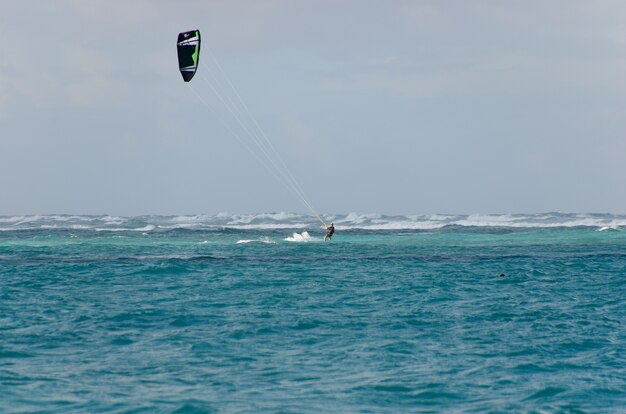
[1, 0, 625, 216]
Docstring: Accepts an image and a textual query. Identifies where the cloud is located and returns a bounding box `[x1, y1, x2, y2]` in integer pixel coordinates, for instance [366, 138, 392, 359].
[2, 1, 626, 213]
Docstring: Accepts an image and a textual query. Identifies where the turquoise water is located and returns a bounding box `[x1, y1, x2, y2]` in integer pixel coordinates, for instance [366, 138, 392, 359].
[1, 214, 625, 413]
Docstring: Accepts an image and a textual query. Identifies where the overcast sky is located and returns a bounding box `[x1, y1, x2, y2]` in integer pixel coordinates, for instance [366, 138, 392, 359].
[1, 1, 625, 216]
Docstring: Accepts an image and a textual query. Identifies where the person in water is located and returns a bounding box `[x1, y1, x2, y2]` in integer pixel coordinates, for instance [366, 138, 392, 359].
[325, 223, 335, 241]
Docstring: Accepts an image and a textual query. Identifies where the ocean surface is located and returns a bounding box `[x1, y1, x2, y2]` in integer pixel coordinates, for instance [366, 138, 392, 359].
[1, 213, 625, 413]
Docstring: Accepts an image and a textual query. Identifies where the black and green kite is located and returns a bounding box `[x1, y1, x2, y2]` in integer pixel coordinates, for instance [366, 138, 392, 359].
[177, 30, 201, 82]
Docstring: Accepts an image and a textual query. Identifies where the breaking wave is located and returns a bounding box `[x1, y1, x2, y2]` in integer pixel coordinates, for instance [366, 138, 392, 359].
[285, 231, 315, 242]
[236, 237, 276, 245]
[1, 212, 625, 232]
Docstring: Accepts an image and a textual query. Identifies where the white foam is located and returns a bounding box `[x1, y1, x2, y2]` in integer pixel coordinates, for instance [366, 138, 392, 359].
[101, 215, 126, 225]
[225, 223, 308, 230]
[598, 226, 620, 232]
[12, 215, 45, 226]
[1, 213, 626, 232]
[236, 237, 276, 245]
[337, 212, 382, 225]
[226, 212, 301, 225]
[285, 231, 315, 242]
[94, 224, 156, 232]
[133, 224, 157, 232]
[0, 215, 28, 224]
[170, 214, 211, 223]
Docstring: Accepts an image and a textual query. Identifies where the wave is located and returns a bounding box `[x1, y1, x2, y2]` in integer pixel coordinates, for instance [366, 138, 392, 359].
[597, 226, 621, 232]
[1, 212, 626, 232]
[236, 237, 276, 245]
[285, 231, 315, 242]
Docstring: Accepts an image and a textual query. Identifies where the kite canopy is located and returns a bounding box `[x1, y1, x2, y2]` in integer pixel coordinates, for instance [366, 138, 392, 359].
[177, 30, 201, 82]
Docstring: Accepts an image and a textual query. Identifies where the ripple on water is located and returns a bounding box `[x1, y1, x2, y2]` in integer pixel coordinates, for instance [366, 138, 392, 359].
[1, 227, 625, 412]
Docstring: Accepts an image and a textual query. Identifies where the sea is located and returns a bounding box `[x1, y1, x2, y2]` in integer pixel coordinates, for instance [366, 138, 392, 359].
[1, 212, 625, 413]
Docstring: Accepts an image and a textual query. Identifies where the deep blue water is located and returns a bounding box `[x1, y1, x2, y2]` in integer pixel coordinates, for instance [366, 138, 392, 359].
[1, 214, 625, 413]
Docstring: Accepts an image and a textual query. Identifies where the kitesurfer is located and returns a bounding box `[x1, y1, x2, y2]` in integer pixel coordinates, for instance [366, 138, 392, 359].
[324, 223, 335, 241]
